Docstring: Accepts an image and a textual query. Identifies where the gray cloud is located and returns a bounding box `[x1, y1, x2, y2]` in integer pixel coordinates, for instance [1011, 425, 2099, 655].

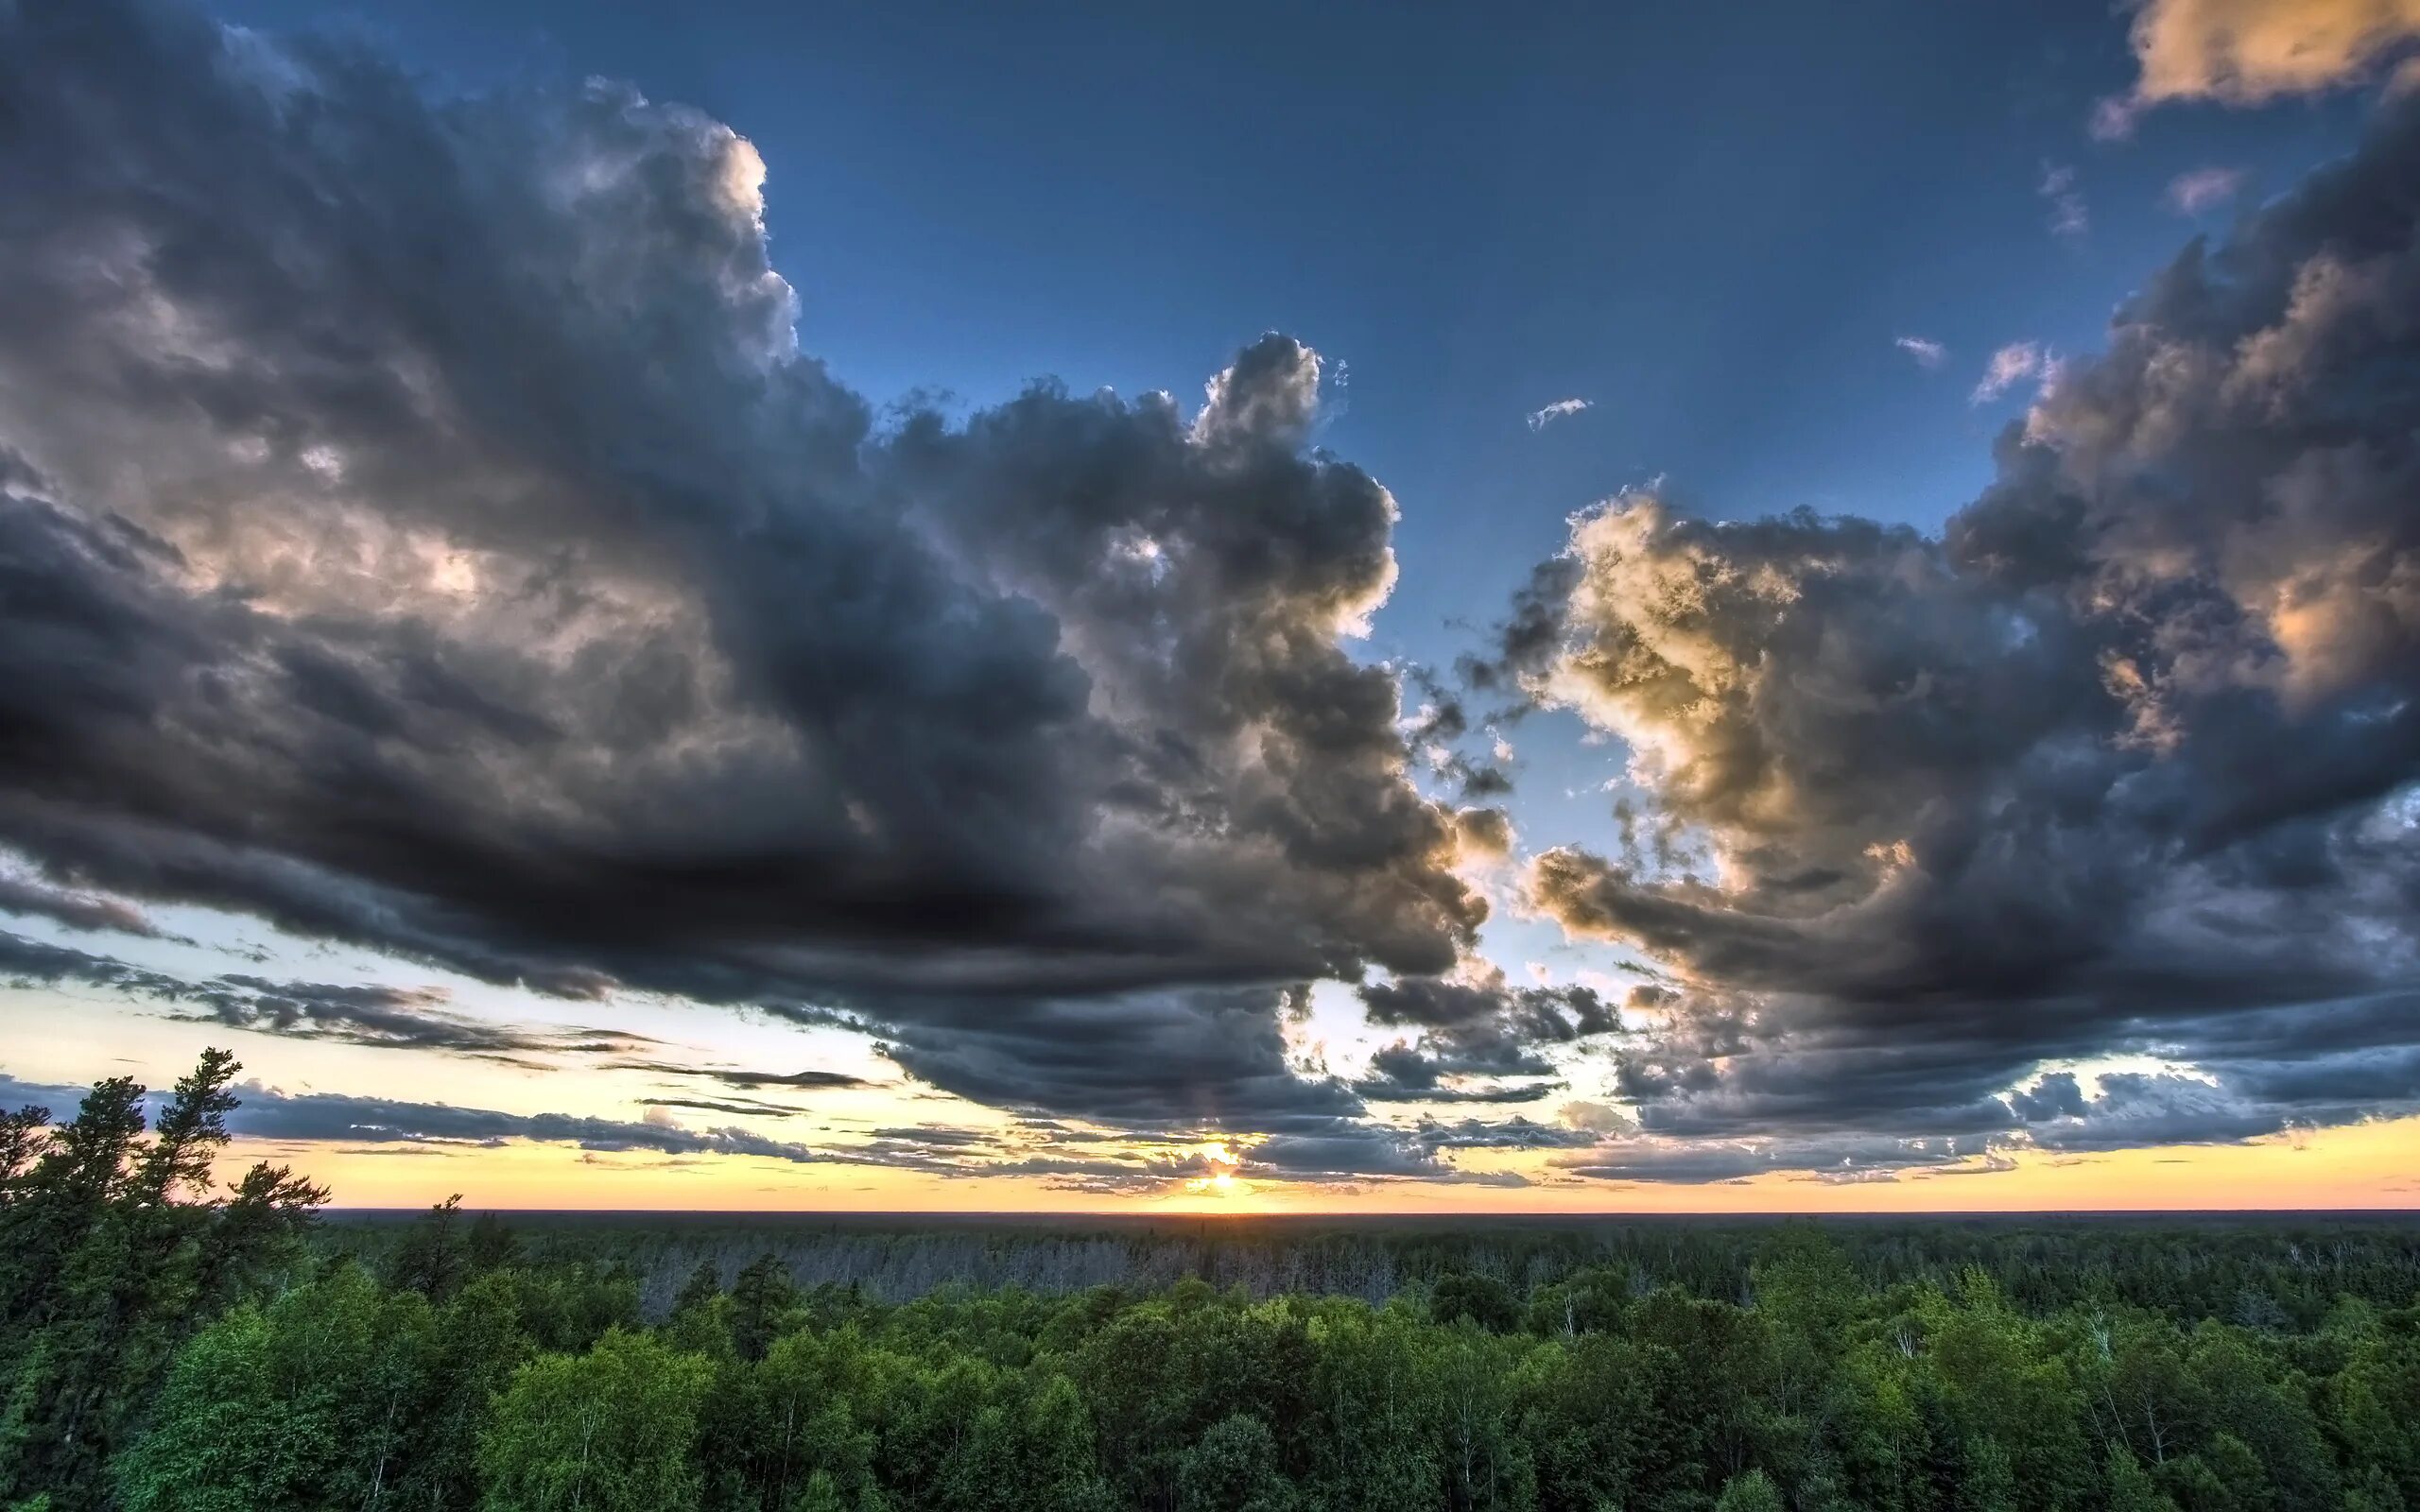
[0, 1066, 1491, 1195]
[610, 1062, 873, 1093]
[1413, 1115, 1596, 1151]
[1345, 972, 1616, 1104]
[1492, 94, 2420, 1172]
[0, 872, 169, 938]
[1, 930, 190, 999]
[1, 929, 651, 1065]
[0, 1068, 831, 1163]
[1559, 1132, 1996, 1186]
[1353, 1042, 1558, 1105]
[2009, 1071, 2299, 1152]
[0, 0, 1495, 1173]
[638, 1096, 801, 1120]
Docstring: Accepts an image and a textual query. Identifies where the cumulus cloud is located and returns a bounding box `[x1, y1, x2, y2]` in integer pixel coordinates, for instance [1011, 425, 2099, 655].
[1527, 398, 1594, 431]
[1349, 967, 1619, 1102]
[0, 0, 1498, 1176]
[1486, 94, 2420, 1174]
[1894, 336, 1948, 369]
[1353, 1042, 1555, 1105]
[2097, 0, 2420, 136]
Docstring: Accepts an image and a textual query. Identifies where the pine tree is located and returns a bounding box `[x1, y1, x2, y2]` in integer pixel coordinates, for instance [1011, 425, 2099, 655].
[0, 1053, 323, 1510]
[730, 1254, 796, 1364]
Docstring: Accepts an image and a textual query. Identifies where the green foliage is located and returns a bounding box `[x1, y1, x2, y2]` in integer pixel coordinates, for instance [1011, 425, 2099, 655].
[479, 1329, 715, 1512]
[1, 1104, 2414, 1512]
[732, 1254, 799, 1365]
[0, 1053, 325, 1511]
[388, 1194, 475, 1301]
[1715, 1468, 1785, 1512]
[1429, 1272, 1520, 1333]
[1178, 1414, 1292, 1512]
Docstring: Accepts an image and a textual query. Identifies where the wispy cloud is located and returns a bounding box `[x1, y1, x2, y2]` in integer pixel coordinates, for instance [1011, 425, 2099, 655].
[610, 1061, 873, 1092]
[0, 929, 659, 1069]
[2040, 163, 2088, 240]
[1527, 397, 1593, 432]
[2167, 165, 2245, 215]
[2090, 96, 2142, 142]
[638, 1096, 802, 1120]
[1894, 335, 1947, 369]
[1971, 341, 2049, 404]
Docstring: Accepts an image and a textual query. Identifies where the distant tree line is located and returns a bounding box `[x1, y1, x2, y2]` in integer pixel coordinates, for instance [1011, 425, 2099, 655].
[3, 1055, 2416, 1511]
[317, 1206, 2420, 1331]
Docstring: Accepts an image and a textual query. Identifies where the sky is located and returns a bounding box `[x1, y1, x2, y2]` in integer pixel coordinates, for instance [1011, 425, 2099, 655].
[2, 0, 2418, 1211]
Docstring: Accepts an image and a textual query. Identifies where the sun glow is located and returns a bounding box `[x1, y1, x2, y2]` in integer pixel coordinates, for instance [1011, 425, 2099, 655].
[1185, 1140, 1244, 1197]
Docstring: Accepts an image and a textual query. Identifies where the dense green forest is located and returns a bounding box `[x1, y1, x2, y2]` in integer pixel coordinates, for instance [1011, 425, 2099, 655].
[4, 1057, 2417, 1511]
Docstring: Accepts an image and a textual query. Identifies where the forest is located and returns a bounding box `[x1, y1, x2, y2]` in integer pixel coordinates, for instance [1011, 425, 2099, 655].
[3, 1055, 2416, 1512]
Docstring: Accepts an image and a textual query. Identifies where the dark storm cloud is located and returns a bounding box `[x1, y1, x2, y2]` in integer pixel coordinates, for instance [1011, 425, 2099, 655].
[1495, 94, 2420, 1173]
[2007, 1072, 2089, 1123]
[181, 975, 661, 1063]
[1352, 1043, 1556, 1105]
[0, 873, 169, 938]
[0, 0, 1500, 1172]
[1346, 973, 1616, 1103]
[1369, 975, 1616, 1043]
[871, 985, 1380, 1136]
[0, 931, 189, 999]
[2008, 1072, 2299, 1151]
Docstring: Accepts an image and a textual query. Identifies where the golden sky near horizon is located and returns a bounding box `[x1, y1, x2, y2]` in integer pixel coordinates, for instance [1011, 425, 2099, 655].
[11, 972, 2415, 1214]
